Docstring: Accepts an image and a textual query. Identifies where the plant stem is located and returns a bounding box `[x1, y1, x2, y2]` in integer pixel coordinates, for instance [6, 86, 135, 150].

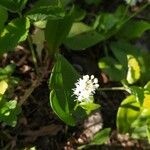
[98, 87, 125, 91]
[27, 35, 38, 73]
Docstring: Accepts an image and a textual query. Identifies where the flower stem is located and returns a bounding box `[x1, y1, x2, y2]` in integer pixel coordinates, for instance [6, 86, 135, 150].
[98, 87, 125, 91]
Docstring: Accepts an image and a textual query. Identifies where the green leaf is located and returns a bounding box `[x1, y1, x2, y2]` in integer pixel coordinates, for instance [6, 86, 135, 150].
[79, 101, 100, 114]
[98, 56, 125, 81]
[49, 54, 80, 126]
[0, 0, 28, 12]
[0, 99, 21, 127]
[0, 80, 8, 95]
[144, 81, 150, 92]
[0, 17, 30, 54]
[89, 128, 111, 145]
[146, 125, 150, 143]
[118, 20, 150, 40]
[127, 86, 144, 105]
[45, 15, 73, 56]
[126, 55, 141, 84]
[27, 6, 65, 22]
[117, 93, 150, 135]
[98, 13, 119, 32]
[71, 6, 86, 21]
[64, 22, 104, 50]
[85, 0, 102, 5]
[110, 41, 140, 72]
[78, 128, 110, 149]
[0, 6, 8, 32]
[117, 95, 141, 133]
[0, 64, 16, 76]
[50, 90, 76, 126]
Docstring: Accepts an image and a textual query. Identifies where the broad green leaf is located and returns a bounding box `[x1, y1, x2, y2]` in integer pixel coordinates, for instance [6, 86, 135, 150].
[0, 64, 16, 76]
[71, 6, 86, 21]
[78, 128, 110, 149]
[89, 128, 110, 145]
[146, 125, 150, 143]
[27, 6, 65, 22]
[98, 13, 119, 32]
[60, 0, 71, 6]
[0, 80, 8, 95]
[117, 94, 150, 135]
[117, 95, 141, 133]
[49, 54, 80, 126]
[26, 0, 64, 22]
[143, 94, 150, 109]
[0, 99, 21, 127]
[98, 57, 125, 81]
[118, 20, 150, 40]
[45, 15, 73, 56]
[0, 0, 28, 12]
[138, 51, 150, 83]
[64, 22, 104, 50]
[0, 6, 8, 32]
[127, 86, 144, 105]
[126, 55, 141, 84]
[50, 90, 76, 126]
[111, 41, 140, 67]
[0, 17, 30, 54]
[85, 0, 102, 5]
[79, 101, 100, 114]
[144, 81, 150, 92]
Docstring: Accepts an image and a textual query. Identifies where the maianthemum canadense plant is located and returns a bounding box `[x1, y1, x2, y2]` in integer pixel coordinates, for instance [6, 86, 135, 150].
[0, 0, 150, 146]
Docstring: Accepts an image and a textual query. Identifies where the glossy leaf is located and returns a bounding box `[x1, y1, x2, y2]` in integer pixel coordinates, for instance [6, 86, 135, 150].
[98, 56, 125, 81]
[0, 99, 21, 127]
[0, 80, 8, 95]
[144, 81, 150, 92]
[0, 6, 8, 32]
[49, 54, 80, 126]
[126, 55, 141, 84]
[45, 15, 73, 56]
[79, 101, 100, 114]
[111, 41, 140, 67]
[127, 86, 144, 105]
[27, 6, 65, 22]
[118, 20, 150, 40]
[117, 94, 150, 135]
[0, 17, 30, 54]
[117, 95, 141, 133]
[89, 128, 111, 145]
[64, 22, 104, 50]
[0, 0, 28, 12]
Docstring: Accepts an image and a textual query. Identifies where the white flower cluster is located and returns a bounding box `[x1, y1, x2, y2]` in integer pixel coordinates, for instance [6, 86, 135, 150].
[125, 0, 143, 6]
[73, 75, 99, 102]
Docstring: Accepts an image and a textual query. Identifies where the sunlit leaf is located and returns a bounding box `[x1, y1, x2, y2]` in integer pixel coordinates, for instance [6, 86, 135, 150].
[90, 128, 110, 145]
[65, 22, 104, 50]
[45, 15, 73, 56]
[0, 17, 30, 54]
[126, 55, 141, 84]
[0, 99, 21, 127]
[118, 20, 150, 40]
[49, 54, 80, 126]
[0, 0, 28, 12]
[0, 6, 8, 32]
[117, 95, 141, 133]
[0, 80, 8, 95]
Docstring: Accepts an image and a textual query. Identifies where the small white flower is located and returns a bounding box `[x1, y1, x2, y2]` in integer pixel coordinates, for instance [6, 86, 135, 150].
[72, 75, 99, 102]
